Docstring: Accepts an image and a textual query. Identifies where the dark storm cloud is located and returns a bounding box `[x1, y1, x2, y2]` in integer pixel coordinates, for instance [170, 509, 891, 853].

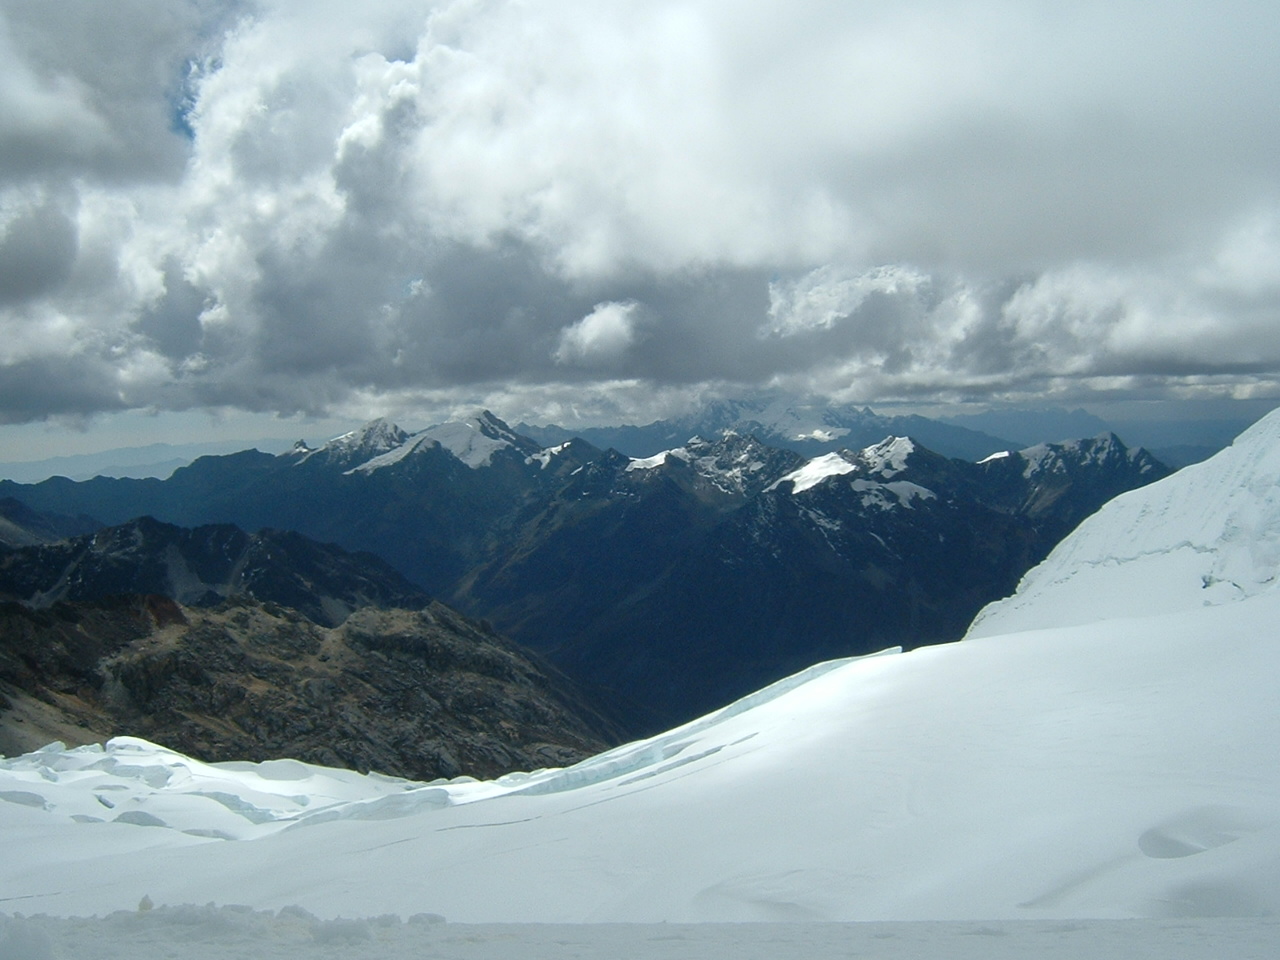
[0, 192, 78, 305]
[1, 0, 1278, 428]
[0, 354, 128, 424]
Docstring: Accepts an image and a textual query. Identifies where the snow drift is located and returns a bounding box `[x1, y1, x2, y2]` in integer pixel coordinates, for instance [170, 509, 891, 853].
[3, 410, 1280, 924]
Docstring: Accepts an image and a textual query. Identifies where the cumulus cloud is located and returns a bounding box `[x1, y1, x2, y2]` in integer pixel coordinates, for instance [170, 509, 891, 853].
[553, 301, 640, 366]
[1, 0, 1278, 429]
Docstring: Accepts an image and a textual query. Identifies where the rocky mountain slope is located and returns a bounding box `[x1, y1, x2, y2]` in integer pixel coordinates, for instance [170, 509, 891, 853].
[0, 516, 430, 628]
[0, 497, 100, 548]
[548, 432, 1169, 725]
[0, 593, 621, 779]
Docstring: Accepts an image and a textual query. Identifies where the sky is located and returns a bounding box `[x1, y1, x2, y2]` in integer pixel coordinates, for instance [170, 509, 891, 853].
[1, 0, 1278, 460]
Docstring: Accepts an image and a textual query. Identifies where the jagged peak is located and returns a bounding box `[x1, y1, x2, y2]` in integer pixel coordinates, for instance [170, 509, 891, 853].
[766, 451, 859, 494]
[855, 435, 917, 477]
[1013, 432, 1153, 479]
[969, 406, 1280, 637]
[415, 411, 538, 469]
[472, 409, 514, 434]
[319, 418, 409, 455]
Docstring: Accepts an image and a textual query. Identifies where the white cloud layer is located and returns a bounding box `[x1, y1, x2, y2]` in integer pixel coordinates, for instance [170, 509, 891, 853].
[0, 0, 1278, 426]
[554, 301, 639, 366]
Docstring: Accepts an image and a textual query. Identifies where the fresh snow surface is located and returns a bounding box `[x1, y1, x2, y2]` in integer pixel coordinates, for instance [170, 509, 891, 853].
[5, 411, 1280, 957]
[2, 912, 1275, 960]
[978, 449, 1012, 463]
[5, 587, 1280, 924]
[969, 407, 1280, 636]
[527, 442, 572, 469]
[626, 447, 690, 471]
[767, 450, 856, 493]
[858, 435, 916, 476]
[415, 418, 512, 468]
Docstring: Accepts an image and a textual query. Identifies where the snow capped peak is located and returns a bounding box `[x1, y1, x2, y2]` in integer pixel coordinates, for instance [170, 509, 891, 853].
[417, 418, 514, 469]
[623, 432, 800, 497]
[969, 408, 1280, 637]
[626, 447, 690, 471]
[298, 418, 409, 467]
[342, 411, 543, 473]
[331, 418, 409, 452]
[409, 410, 539, 469]
[767, 451, 858, 494]
[856, 435, 916, 477]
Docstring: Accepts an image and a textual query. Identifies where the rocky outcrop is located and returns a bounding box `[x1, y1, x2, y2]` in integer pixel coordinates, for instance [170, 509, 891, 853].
[0, 595, 623, 780]
[0, 517, 430, 627]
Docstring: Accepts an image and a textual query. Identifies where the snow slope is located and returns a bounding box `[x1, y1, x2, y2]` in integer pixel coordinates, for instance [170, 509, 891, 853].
[3, 412, 1280, 929]
[969, 408, 1280, 636]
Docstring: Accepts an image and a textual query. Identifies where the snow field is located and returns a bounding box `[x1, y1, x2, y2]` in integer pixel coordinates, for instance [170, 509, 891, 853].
[4, 589, 1280, 922]
[2, 911, 1278, 960]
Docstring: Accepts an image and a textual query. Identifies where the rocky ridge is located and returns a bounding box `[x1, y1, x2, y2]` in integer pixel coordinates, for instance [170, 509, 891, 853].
[0, 594, 621, 779]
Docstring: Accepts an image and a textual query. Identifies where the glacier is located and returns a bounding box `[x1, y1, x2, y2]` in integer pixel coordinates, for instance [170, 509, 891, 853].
[4, 409, 1280, 955]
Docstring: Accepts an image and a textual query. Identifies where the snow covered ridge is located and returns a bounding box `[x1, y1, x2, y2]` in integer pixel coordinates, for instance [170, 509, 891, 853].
[1016, 431, 1161, 480]
[766, 436, 918, 495]
[969, 407, 1280, 637]
[622, 433, 790, 497]
[300, 411, 543, 472]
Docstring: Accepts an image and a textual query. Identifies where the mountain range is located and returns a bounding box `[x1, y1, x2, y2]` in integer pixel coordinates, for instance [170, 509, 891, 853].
[0, 411, 1169, 731]
[2, 406, 1278, 928]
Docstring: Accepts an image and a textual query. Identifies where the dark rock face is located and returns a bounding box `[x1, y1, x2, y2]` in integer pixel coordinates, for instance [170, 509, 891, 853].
[0, 497, 100, 548]
[0, 596, 622, 780]
[0, 517, 429, 627]
[546, 434, 1171, 729]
